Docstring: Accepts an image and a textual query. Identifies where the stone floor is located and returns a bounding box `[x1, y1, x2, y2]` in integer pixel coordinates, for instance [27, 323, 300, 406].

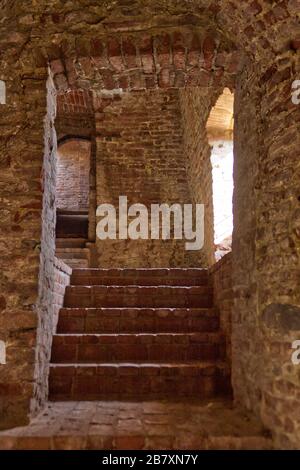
[0, 399, 273, 450]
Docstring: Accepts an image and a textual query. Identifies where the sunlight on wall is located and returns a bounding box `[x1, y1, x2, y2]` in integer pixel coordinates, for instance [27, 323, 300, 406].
[210, 140, 233, 244]
[207, 88, 234, 258]
[0, 80, 6, 104]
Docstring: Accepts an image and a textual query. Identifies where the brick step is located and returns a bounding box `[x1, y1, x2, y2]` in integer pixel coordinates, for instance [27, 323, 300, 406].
[51, 333, 225, 363]
[71, 268, 209, 286]
[56, 248, 90, 260]
[64, 286, 213, 308]
[56, 211, 88, 239]
[57, 307, 220, 334]
[61, 259, 89, 269]
[49, 362, 231, 401]
[56, 238, 88, 249]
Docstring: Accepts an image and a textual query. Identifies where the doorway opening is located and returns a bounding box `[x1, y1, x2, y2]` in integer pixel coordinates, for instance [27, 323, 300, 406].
[55, 137, 91, 267]
[207, 88, 234, 261]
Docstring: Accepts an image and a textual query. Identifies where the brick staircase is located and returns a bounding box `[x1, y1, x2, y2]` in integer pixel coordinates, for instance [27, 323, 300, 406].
[49, 268, 231, 401]
[56, 238, 90, 268]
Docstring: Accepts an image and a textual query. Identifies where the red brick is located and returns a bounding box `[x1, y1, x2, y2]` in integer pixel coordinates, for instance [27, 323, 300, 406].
[122, 36, 138, 68]
[155, 34, 171, 68]
[107, 37, 124, 72]
[172, 32, 186, 70]
[187, 33, 201, 66]
[139, 36, 154, 73]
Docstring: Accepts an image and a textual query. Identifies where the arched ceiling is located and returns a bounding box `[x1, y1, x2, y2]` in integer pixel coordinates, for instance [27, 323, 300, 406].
[3, 1, 299, 47]
[2, 0, 299, 66]
[0, 1, 298, 97]
[207, 87, 234, 140]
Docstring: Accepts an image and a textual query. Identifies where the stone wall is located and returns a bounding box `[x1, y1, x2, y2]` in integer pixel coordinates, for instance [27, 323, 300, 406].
[95, 88, 203, 268]
[210, 253, 233, 364]
[56, 139, 91, 211]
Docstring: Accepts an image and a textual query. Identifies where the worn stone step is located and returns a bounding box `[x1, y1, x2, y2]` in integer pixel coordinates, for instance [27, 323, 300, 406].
[64, 286, 213, 308]
[57, 307, 220, 334]
[56, 238, 88, 249]
[49, 362, 231, 401]
[71, 268, 209, 286]
[51, 332, 225, 363]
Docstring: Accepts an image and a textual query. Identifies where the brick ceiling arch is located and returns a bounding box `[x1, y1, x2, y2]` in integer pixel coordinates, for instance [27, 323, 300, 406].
[50, 28, 243, 92]
[2, 1, 299, 93]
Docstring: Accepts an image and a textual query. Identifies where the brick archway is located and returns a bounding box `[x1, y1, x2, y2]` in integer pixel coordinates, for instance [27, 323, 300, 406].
[50, 29, 242, 93]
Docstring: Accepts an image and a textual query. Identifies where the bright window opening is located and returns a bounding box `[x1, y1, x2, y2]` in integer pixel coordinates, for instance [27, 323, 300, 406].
[207, 88, 234, 260]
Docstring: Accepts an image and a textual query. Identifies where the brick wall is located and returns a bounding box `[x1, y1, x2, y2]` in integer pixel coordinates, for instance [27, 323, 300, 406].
[31, 74, 58, 419]
[55, 90, 95, 141]
[50, 30, 241, 94]
[52, 258, 72, 333]
[232, 59, 262, 422]
[0, 60, 53, 428]
[55, 91, 97, 243]
[210, 253, 233, 363]
[57, 90, 93, 116]
[253, 54, 300, 448]
[232, 54, 300, 448]
[33, 254, 72, 418]
[95, 88, 203, 268]
[179, 87, 222, 266]
[56, 139, 91, 211]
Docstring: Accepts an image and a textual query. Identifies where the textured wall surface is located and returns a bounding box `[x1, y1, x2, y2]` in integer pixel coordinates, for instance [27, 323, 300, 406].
[232, 54, 300, 449]
[0, 64, 52, 429]
[55, 90, 97, 242]
[56, 139, 91, 211]
[52, 258, 72, 334]
[31, 74, 58, 419]
[179, 87, 221, 266]
[210, 252, 233, 364]
[95, 88, 203, 268]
